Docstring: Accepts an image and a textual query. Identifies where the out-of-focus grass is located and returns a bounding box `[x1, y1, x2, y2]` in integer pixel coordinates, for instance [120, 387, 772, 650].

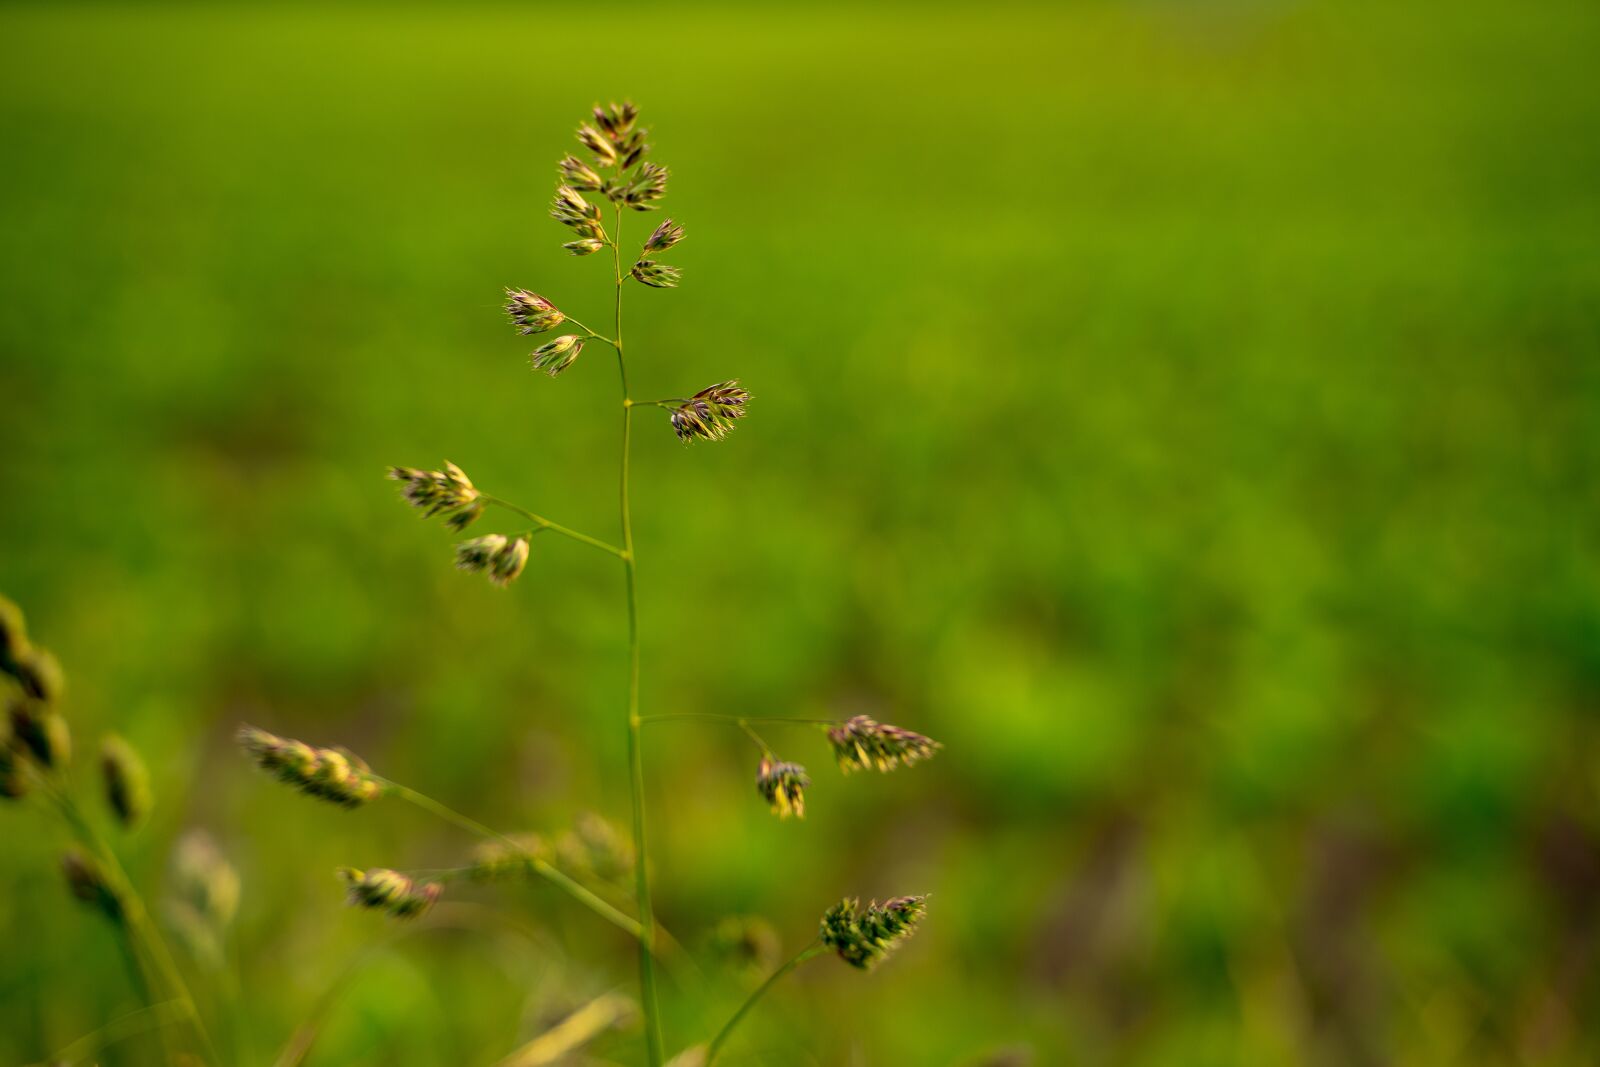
[1, 1, 1597, 1064]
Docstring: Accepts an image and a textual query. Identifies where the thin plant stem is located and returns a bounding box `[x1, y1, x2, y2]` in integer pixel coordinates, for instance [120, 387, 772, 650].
[378, 778, 646, 943]
[639, 713, 837, 727]
[704, 942, 826, 1066]
[481, 495, 627, 558]
[34, 999, 187, 1067]
[737, 719, 774, 758]
[561, 314, 618, 348]
[40, 779, 217, 1065]
[613, 197, 667, 1067]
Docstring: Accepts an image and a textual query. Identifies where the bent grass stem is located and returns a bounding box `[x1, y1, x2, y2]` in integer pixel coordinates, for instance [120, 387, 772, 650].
[704, 942, 826, 1065]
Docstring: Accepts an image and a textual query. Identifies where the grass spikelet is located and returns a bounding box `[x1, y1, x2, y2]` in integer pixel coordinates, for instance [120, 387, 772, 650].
[338, 867, 441, 920]
[62, 847, 123, 923]
[755, 758, 808, 819]
[827, 715, 941, 774]
[100, 734, 151, 829]
[387, 461, 480, 520]
[819, 895, 928, 971]
[236, 725, 381, 807]
[669, 381, 749, 442]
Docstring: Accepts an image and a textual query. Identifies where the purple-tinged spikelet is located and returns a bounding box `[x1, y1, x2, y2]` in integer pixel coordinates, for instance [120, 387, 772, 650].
[505, 289, 566, 335]
[621, 162, 669, 211]
[100, 734, 151, 829]
[669, 381, 750, 442]
[576, 124, 619, 167]
[237, 725, 381, 808]
[551, 185, 605, 239]
[755, 758, 809, 819]
[387, 462, 480, 520]
[819, 895, 928, 971]
[338, 867, 441, 920]
[827, 715, 941, 774]
[531, 334, 584, 376]
[643, 218, 685, 253]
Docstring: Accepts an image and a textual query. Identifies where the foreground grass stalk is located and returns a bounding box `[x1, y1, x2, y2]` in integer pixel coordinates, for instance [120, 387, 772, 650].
[704, 943, 826, 1065]
[613, 198, 667, 1067]
[380, 777, 647, 944]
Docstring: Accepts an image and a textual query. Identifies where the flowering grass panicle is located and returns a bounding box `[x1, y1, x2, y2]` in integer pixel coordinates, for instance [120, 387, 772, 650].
[819, 896, 928, 971]
[630, 260, 682, 289]
[237, 725, 381, 807]
[827, 715, 942, 774]
[455, 533, 531, 586]
[338, 867, 441, 920]
[506, 289, 565, 335]
[755, 758, 808, 819]
[388, 462, 480, 519]
[670, 381, 750, 442]
[531, 333, 585, 376]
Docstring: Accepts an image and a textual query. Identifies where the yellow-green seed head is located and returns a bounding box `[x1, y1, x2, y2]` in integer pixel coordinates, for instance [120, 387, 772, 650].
[469, 832, 548, 882]
[505, 288, 565, 335]
[339, 867, 440, 920]
[387, 462, 481, 521]
[756, 758, 809, 819]
[564, 238, 606, 256]
[643, 218, 684, 253]
[100, 734, 152, 829]
[559, 154, 605, 191]
[819, 895, 928, 971]
[631, 259, 682, 289]
[238, 725, 381, 808]
[827, 715, 941, 774]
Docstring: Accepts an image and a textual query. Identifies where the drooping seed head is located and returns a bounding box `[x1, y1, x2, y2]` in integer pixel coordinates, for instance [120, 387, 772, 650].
[10, 697, 70, 769]
[558, 154, 605, 191]
[819, 895, 928, 971]
[827, 715, 941, 774]
[630, 260, 682, 289]
[386, 462, 481, 520]
[505, 289, 566, 335]
[445, 500, 485, 532]
[531, 334, 584, 376]
[455, 534, 531, 587]
[643, 218, 684, 253]
[62, 848, 123, 923]
[756, 758, 809, 819]
[669, 381, 750, 443]
[237, 725, 382, 808]
[4, 644, 64, 705]
[100, 734, 152, 829]
[564, 237, 607, 256]
[339, 867, 440, 920]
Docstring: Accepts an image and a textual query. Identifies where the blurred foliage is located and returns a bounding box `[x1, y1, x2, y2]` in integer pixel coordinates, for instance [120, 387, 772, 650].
[2, 1, 1598, 1064]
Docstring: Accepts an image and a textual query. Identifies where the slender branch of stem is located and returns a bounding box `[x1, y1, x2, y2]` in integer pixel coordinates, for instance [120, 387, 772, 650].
[35, 999, 187, 1067]
[704, 943, 827, 1065]
[639, 713, 838, 727]
[561, 315, 618, 348]
[613, 196, 667, 1067]
[481, 495, 627, 558]
[737, 719, 774, 758]
[377, 778, 646, 943]
[46, 784, 218, 1066]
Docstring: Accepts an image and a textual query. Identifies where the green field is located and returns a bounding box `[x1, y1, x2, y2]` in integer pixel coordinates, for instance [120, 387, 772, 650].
[2, 2, 1598, 1064]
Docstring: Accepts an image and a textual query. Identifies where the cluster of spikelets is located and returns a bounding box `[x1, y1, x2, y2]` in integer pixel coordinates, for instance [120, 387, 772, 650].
[671, 381, 751, 442]
[338, 867, 442, 920]
[1, 597, 153, 831]
[819, 896, 929, 971]
[745, 714, 942, 822]
[237, 725, 381, 807]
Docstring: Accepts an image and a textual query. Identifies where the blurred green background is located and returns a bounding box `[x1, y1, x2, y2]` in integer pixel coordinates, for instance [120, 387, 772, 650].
[2, 1, 1598, 1064]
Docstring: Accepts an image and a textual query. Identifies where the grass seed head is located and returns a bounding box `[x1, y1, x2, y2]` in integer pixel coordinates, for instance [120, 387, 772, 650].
[559, 154, 605, 191]
[455, 534, 530, 587]
[670, 381, 749, 442]
[621, 162, 669, 211]
[564, 237, 606, 256]
[756, 758, 809, 819]
[643, 218, 685, 253]
[100, 733, 152, 829]
[339, 866, 441, 920]
[531, 334, 584, 376]
[469, 832, 549, 882]
[576, 124, 619, 167]
[630, 260, 682, 289]
[505, 289, 566, 335]
[0, 741, 27, 799]
[551, 185, 605, 239]
[827, 715, 941, 774]
[819, 895, 928, 971]
[237, 725, 381, 807]
[387, 461, 481, 520]
[172, 830, 240, 931]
